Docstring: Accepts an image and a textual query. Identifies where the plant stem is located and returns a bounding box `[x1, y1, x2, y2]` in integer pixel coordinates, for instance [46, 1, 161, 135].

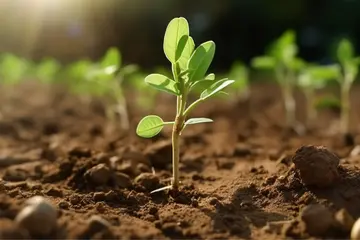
[282, 82, 296, 129]
[304, 88, 316, 126]
[171, 95, 185, 189]
[340, 80, 351, 134]
[115, 86, 130, 130]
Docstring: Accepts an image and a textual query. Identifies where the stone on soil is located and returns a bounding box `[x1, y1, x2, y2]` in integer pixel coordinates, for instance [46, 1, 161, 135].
[300, 204, 333, 236]
[292, 145, 340, 187]
[15, 196, 57, 237]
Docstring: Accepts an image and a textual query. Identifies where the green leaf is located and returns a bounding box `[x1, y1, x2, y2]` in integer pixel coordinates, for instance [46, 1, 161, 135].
[136, 115, 165, 138]
[205, 73, 215, 80]
[200, 79, 235, 100]
[101, 47, 121, 69]
[337, 39, 354, 64]
[185, 118, 213, 125]
[178, 36, 195, 70]
[309, 65, 340, 80]
[187, 41, 216, 82]
[145, 74, 180, 96]
[229, 62, 248, 91]
[163, 17, 189, 63]
[251, 56, 276, 69]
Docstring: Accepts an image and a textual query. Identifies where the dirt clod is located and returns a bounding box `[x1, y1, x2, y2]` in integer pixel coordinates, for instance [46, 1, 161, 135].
[15, 196, 57, 237]
[300, 204, 333, 236]
[112, 172, 132, 188]
[85, 164, 111, 185]
[292, 145, 340, 187]
[134, 173, 161, 191]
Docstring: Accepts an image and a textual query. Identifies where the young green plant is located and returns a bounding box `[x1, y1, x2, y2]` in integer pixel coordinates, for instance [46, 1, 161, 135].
[298, 64, 339, 125]
[251, 30, 303, 130]
[75, 48, 137, 130]
[336, 39, 360, 134]
[34, 58, 61, 84]
[136, 17, 234, 192]
[228, 61, 249, 101]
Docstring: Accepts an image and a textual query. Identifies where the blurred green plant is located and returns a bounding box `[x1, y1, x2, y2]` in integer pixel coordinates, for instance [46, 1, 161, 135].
[228, 61, 249, 100]
[136, 17, 234, 192]
[336, 39, 359, 134]
[251, 30, 304, 130]
[88, 47, 138, 130]
[0, 53, 30, 85]
[65, 48, 138, 130]
[34, 58, 61, 84]
[298, 64, 339, 125]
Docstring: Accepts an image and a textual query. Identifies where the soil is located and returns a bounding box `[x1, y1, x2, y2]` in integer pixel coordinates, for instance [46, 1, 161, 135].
[1, 81, 360, 239]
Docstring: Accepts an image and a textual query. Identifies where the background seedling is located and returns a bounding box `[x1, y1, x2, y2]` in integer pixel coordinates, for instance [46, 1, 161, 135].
[251, 30, 303, 131]
[336, 39, 360, 134]
[136, 17, 234, 192]
[34, 58, 61, 84]
[0, 53, 29, 86]
[298, 64, 339, 126]
[228, 61, 250, 101]
[0, 53, 30, 118]
[67, 48, 138, 130]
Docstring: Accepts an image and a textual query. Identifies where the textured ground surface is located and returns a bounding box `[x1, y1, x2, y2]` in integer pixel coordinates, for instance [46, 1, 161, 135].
[1, 82, 360, 239]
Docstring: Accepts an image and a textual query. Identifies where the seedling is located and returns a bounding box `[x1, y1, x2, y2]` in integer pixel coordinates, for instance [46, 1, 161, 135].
[336, 39, 360, 134]
[228, 61, 250, 100]
[136, 17, 234, 192]
[298, 64, 339, 125]
[34, 58, 61, 84]
[251, 30, 303, 130]
[0, 53, 29, 86]
[68, 48, 138, 130]
[0, 53, 30, 118]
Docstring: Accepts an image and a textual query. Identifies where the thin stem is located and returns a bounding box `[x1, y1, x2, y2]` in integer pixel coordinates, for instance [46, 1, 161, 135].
[304, 88, 316, 126]
[171, 95, 186, 189]
[340, 79, 351, 134]
[183, 98, 203, 117]
[280, 70, 296, 129]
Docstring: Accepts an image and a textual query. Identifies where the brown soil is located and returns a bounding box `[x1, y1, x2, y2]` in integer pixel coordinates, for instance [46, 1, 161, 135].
[1, 81, 360, 239]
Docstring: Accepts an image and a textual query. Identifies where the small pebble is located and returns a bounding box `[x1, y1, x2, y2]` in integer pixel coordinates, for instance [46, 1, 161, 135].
[112, 172, 132, 188]
[134, 173, 160, 191]
[300, 204, 333, 236]
[93, 192, 106, 202]
[86, 164, 111, 185]
[351, 218, 360, 240]
[87, 215, 111, 232]
[15, 196, 57, 236]
[58, 201, 70, 210]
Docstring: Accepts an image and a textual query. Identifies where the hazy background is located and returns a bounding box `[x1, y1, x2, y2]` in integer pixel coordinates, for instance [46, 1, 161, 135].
[1, 0, 359, 71]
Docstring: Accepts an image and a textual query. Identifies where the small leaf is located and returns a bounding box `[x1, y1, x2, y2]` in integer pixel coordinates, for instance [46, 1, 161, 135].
[178, 36, 195, 70]
[187, 41, 216, 82]
[251, 56, 276, 69]
[163, 17, 189, 63]
[185, 118, 213, 125]
[101, 47, 121, 69]
[145, 74, 180, 96]
[136, 115, 164, 138]
[337, 39, 354, 64]
[205, 73, 215, 80]
[200, 79, 235, 100]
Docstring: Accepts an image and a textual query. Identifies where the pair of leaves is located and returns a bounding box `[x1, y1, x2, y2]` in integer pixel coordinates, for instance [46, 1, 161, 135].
[136, 115, 213, 138]
[163, 17, 216, 83]
[145, 18, 216, 96]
